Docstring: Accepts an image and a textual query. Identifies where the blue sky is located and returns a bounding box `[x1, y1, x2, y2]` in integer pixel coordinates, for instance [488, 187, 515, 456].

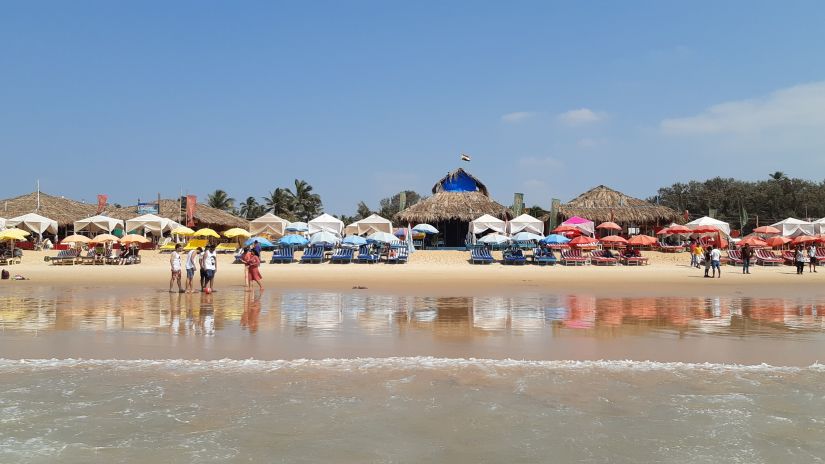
[2, 1, 825, 214]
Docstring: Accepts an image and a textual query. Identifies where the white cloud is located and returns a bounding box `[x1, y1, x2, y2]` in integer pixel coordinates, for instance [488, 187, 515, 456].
[661, 81, 825, 135]
[518, 156, 564, 169]
[557, 108, 607, 125]
[501, 111, 536, 123]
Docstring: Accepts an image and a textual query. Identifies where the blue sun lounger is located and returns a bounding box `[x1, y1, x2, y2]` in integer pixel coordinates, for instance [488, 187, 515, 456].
[300, 245, 324, 263]
[532, 248, 557, 266]
[270, 246, 294, 264]
[357, 245, 380, 264]
[470, 247, 494, 264]
[503, 248, 527, 265]
[331, 247, 354, 263]
[387, 246, 408, 264]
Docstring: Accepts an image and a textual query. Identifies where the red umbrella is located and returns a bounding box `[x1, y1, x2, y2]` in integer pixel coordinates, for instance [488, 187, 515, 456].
[792, 235, 818, 245]
[600, 235, 628, 244]
[656, 227, 671, 235]
[553, 224, 580, 234]
[691, 225, 719, 234]
[667, 225, 692, 234]
[766, 236, 791, 247]
[627, 235, 657, 246]
[753, 226, 781, 235]
[738, 236, 767, 248]
[569, 235, 598, 246]
[596, 222, 621, 231]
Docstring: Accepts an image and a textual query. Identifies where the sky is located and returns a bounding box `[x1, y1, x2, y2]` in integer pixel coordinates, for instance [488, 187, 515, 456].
[2, 1, 825, 215]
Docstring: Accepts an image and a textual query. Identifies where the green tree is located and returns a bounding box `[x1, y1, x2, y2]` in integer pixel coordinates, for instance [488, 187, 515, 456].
[262, 188, 294, 219]
[207, 189, 235, 212]
[285, 179, 323, 221]
[355, 201, 373, 220]
[379, 190, 424, 219]
[239, 196, 264, 219]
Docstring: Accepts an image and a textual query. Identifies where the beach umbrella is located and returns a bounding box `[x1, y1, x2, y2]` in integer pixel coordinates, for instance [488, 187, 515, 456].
[310, 230, 340, 246]
[90, 233, 120, 243]
[0, 228, 31, 241]
[193, 228, 220, 238]
[511, 231, 544, 242]
[393, 228, 407, 238]
[279, 234, 309, 246]
[569, 236, 598, 246]
[286, 222, 309, 232]
[413, 224, 439, 234]
[478, 233, 510, 245]
[540, 234, 571, 245]
[792, 235, 818, 245]
[753, 226, 781, 235]
[245, 237, 274, 247]
[61, 234, 91, 244]
[343, 235, 367, 246]
[366, 231, 397, 244]
[596, 222, 621, 231]
[627, 235, 657, 246]
[224, 228, 252, 239]
[691, 225, 719, 234]
[656, 227, 671, 235]
[765, 236, 791, 247]
[120, 234, 150, 244]
[171, 226, 195, 236]
[552, 224, 580, 234]
[667, 225, 692, 234]
[738, 236, 767, 248]
[600, 235, 628, 244]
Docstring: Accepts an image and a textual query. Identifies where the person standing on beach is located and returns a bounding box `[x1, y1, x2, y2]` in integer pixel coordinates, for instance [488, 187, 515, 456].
[808, 244, 818, 273]
[703, 246, 712, 277]
[169, 244, 184, 293]
[203, 245, 217, 291]
[689, 240, 698, 268]
[710, 245, 721, 278]
[242, 246, 264, 292]
[199, 248, 208, 291]
[795, 245, 806, 275]
[185, 247, 202, 293]
[741, 244, 752, 274]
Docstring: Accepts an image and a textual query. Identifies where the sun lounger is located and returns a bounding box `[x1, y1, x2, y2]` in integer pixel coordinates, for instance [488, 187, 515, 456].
[780, 250, 795, 265]
[532, 248, 557, 266]
[503, 249, 527, 265]
[727, 250, 743, 265]
[657, 241, 685, 253]
[183, 239, 208, 251]
[158, 242, 176, 253]
[620, 252, 648, 265]
[50, 249, 78, 265]
[470, 247, 494, 264]
[270, 246, 294, 264]
[561, 248, 589, 266]
[590, 249, 618, 266]
[216, 243, 238, 254]
[331, 247, 354, 264]
[357, 245, 380, 264]
[300, 245, 325, 263]
[756, 249, 782, 266]
[387, 247, 408, 264]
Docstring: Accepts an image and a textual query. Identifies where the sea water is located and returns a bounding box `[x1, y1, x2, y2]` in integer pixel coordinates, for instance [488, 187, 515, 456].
[1, 286, 825, 462]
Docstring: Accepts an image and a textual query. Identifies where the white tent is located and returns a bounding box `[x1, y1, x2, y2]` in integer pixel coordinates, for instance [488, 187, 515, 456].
[308, 213, 344, 235]
[344, 221, 360, 235]
[6, 213, 58, 238]
[508, 213, 544, 235]
[0, 217, 5, 231]
[250, 213, 289, 237]
[355, 214, 393, 235]
[770, 218, 815, 237]
[125, 214, 175, 236]
[813, 218, 825, 235]
[686, 216, 731, 236]
[471, 214, 506, 235]
[74, 215, 124, 234]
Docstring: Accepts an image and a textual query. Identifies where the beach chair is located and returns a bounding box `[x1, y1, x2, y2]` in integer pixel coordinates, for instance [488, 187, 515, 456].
[216, 243, 237, 254]
[331, 247, 354, 264]
[590, 249, 618, 266]
[657, 241, 685, 253]
[270, 246, 294, 264]
[158, 240, 176, 253]
[532, 248, 557, 266]
[781, 250, 795, 265]
[300, 245, 324, 263]
[756, 249, 782, 266]
[470, 247, 493, 264]
[78, 250, 97, 265]
[50, 249, 78, 265]
[183, 239, 208, 251]
[727, 250, 743, 266]
[503, 248, 527, 265]
[357, 245, 380, 264]
[561, 249, 589, 266]
[620, 252, 646, 266]
[387, 247, 408, 264]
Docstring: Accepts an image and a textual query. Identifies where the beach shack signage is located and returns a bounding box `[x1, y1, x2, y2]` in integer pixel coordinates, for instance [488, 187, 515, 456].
[137, 200, 160, 215]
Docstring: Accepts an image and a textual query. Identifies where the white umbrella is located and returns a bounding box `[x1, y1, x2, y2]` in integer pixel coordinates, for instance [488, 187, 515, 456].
[479, 233, 510, 245]
[511, 231, 544, 242]
[286, 221, 309, 232]
[413, 223, 439, 234]
[367, 231, 397, 243]
[309, 230, 339, 245]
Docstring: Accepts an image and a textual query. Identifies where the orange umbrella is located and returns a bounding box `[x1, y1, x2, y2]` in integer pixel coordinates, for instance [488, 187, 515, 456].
[766, 236, 791, 247]
[792, 235, 818, 245]
[691, 225, 719, 234]
[596, 222, 621, 231]
[90, 234, 120, 243]
[569, 235, 598, 246]
[120, 234, 150, 244]
[627, 235, 657, 246]
[552, 224, 580, 233]
[738, 236, 767, 248]
[667, 225, 692, 234]
[753, 226, 781, 235]
[600, 235, 628, 244]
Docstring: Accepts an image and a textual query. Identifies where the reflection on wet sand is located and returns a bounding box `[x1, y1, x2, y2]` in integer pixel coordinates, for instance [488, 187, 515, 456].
[1, 287, 824, 339]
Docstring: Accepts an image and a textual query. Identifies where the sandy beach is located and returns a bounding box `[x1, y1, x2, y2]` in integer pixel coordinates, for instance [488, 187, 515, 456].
[4, 249, 824, 298]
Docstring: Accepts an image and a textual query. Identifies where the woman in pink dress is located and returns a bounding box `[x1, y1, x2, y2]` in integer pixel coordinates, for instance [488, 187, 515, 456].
[243, 247, 263, 292]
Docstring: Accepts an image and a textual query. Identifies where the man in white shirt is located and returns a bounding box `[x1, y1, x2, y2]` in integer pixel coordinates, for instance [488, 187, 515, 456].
[185, 247, 202, 293]
[169, 244, 184, 293]
[203, 245, 218, 292]
[710, 245, 722, 279]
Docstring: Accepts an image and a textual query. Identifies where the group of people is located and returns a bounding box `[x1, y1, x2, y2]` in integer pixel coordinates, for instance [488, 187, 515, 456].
[794, 244, 818, 275]
[690, 239, 819, 277]
[689, 241, 722, 278]
[169, 244, 218, 293]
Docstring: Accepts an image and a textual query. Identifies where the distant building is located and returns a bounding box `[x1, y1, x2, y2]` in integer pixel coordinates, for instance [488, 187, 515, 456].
[554, 185, 681, 234]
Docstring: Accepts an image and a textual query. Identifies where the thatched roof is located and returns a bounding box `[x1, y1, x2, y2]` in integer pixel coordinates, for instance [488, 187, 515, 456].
[0, 192, 98, 227]
[396, 191, 512, 223]
[557, 185, 680, 224]
[432, 168, 489, 196]
[109, 199, 249, 229]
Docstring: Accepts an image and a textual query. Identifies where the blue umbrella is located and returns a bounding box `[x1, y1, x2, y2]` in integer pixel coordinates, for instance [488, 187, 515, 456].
[367, 231, 398, 243]
[280, 235, 309, 246]
[342, 235, 367, 246]
[310, 231, 340, 245]
[512, 231, 544, 242]
[541, 234, 571, 245]
[413, 223, 439, 234]
[285, 222, 308, 232]
[245, 237, 274, 247]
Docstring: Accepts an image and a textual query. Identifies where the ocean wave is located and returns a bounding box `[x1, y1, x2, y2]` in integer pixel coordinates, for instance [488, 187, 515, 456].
[0, 357, 823, 373]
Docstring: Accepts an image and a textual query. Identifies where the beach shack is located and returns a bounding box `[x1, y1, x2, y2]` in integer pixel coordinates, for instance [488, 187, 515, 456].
[396, 168, 512, 247]
[0, 191, 99, 243]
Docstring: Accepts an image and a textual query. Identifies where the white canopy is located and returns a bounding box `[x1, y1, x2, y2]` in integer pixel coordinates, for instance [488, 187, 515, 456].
[686, 216, 731, 236]
[770, 218, 815, 237]
[125, 214, 175, 236]
[308, 213, 344, 235]
[7, 213, 58, 238]
[0, 217, 5, 231]
[354, 214, 393, 235]
[250, 213, 289, 237]
[813, 218, 825, 235]
[508, 213, 544, 235]
[74, 215, 124, 234]
[471, 214, 506, 235]
[344, 221, 360, 235]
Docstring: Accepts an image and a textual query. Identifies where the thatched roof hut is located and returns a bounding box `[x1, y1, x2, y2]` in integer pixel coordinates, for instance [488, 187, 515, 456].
[0, 192, 98, 229]
[558, 185, 680, 226]
[109, 199, 249, 230]
[397, 168, 512, 247]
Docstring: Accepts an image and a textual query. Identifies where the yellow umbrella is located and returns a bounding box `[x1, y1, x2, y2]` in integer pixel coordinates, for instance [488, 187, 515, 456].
[0, 228, 31, 241]
[120, 234, 150, 244]
[193, 228, 220, 238]
[224, 228, 251, 239]
[171, 226, 195, 236]
[61, 234, 91, 244]
[90, 233, 120, 243]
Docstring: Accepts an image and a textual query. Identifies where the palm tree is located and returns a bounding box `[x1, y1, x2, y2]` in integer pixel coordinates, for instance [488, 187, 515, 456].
[207, 190, 235, 212]
[355, 201, 372, 220]
[263, 188, 293, 218]
[286, 179, 323, 221]
[769, 171, 787, 181]
[239, 196, 263, 219]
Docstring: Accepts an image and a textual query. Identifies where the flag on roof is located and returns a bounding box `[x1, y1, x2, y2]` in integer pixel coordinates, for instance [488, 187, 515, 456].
[460, 153, 471, 162]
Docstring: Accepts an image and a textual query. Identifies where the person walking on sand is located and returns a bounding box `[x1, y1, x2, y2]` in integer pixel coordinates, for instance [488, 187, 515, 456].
[703, 246, 712, 277]
[242, 246, 264, 292]
[199, 247, 208, 291]
[741, 244, 752, 275]
[689, 240, 698, 268]
[185, 247, 202, 293]
[169, 244, 184, 293]
[710, 245, 721, 278]
[203, 245, 217, 291]
[808, 243, 818, 273]
[795, 245, 806, 275]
